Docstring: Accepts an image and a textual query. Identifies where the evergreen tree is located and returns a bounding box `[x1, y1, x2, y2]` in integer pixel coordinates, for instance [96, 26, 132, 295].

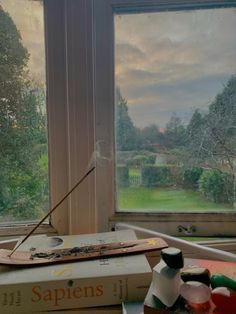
[205, 75, 236, 170]
[116, 88, 139, 151]
[141, 124, 164, 150]
[164, 113, 186, 148]
[185, 75, 236, 171]
[185, 109, 206, 165]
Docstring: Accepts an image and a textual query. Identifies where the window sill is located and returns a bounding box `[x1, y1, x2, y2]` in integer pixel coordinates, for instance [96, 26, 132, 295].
[110, 212, 236, 237]
[0, 223, 57, 241]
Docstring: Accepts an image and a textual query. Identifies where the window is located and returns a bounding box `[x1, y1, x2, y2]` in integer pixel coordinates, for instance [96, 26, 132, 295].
[115, 9, 236, 215]
[1, 0, 235, 239]
[93, 0, 236, 237]
[0, 1, 49, 224]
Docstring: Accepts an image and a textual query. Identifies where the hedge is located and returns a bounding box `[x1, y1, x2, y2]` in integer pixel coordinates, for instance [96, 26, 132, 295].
[126, 155, 150, 167]
[183, 167, 203, 189]
[141, 165, 174, 187]
[199, 169, 234, 204]
[116, 165, 129, 187]
[126, 153, 156, 167]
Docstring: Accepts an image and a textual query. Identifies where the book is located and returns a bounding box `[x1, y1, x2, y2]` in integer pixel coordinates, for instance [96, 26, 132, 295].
[34, 304, 122, 314]
[0, 230, 152, 313]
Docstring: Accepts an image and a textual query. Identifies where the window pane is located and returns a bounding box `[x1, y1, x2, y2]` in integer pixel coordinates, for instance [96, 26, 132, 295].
[115, 8, 236, 213]
[0, 0, 49, 222]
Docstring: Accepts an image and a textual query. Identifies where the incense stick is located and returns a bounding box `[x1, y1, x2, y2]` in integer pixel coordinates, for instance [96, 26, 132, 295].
[9, 166, 95, 257]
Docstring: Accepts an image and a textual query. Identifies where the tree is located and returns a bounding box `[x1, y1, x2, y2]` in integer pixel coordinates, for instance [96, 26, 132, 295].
[205, 76, 236, 170]
[184, 76, 236, 207]
[185, 75, 236, 172]
[184, 109, 206, 166]
[140, 124, 164, 151]
[116, 88, 139, 151]
[0, 7, 48, 220]
[164, 113, 186, 148]
[186, 109, 204, 141]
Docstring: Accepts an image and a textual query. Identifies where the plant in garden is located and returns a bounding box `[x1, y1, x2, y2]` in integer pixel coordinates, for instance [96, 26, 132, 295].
[141, 165, 174, 187]
[116, 165, 129, 187]
[183, 168, 203, 189]
[199, 170, 234, 204]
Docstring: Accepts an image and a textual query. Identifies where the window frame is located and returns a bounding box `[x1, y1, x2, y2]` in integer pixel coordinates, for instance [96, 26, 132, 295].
[0, 0, 97, 237]
[1, 0, 236, 238]
[46, 0, 96, 235]
[0, 0, 56, 238]
[93, 0, 236, 237]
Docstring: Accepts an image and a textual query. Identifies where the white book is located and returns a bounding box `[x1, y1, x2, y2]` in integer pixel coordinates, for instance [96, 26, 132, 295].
[0, 230, 152, 313]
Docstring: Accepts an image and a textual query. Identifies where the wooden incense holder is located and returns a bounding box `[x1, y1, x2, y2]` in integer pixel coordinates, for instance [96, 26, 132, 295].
[0, 237, 167, 267]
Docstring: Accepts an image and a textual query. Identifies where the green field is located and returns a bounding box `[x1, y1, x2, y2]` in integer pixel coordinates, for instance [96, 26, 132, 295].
[129, 168, 141, 176]
[117, 187, 233, 212]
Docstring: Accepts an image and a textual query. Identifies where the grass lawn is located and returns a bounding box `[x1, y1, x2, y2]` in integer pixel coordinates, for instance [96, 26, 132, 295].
[129, 168, 141, 176]
[117, 187, 233, 212]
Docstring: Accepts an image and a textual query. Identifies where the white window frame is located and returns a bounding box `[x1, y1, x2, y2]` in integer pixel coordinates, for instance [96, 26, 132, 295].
[0, 0, 97, 237]
[1, 0, 236, 239]
[92, 0, 236, 237]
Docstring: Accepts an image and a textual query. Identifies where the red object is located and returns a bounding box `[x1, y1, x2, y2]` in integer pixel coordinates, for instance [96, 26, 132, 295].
[187, 300, 211, 311]
[211, 287, 236, 313]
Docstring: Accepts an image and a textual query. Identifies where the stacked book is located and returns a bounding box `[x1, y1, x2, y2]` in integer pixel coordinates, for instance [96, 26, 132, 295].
[0, 229, 152, 313]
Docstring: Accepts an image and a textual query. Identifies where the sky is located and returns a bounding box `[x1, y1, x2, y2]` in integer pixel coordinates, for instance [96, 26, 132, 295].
[0, 0, 45, 84]
[1, 2, 235, 130]
[115, 8, 236, 129]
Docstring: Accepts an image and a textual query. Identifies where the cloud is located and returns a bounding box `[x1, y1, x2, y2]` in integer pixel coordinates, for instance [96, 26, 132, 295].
[1, 0, 45, 83]
[1, 2, 235, 130]
[115, 7, 236, 128]
[120, 73, 230, 128]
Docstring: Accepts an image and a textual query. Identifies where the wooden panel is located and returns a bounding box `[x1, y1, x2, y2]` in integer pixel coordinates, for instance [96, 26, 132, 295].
[65, 0, 96, 235]
[110, 213, 236, 236]
[115, 223, 236, 262]
[93, 0, 116, 232]
[44, 0, 69, 234]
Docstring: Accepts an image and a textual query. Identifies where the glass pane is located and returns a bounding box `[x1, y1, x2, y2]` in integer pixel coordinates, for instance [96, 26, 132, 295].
[115, 8, 236, 213]
[0, 0, 49, 222]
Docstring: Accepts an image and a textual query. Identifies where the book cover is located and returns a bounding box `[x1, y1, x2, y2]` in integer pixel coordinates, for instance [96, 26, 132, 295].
[0, 230, 152, 313]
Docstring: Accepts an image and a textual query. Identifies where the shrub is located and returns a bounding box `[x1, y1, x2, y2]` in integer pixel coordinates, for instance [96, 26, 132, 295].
[141, 165, 174, 187]
[183, 167, 203, 189]
[146, 153, 156, 165]
[169, 166, 183, 186]
[125, 151, 156, 167]
[126, 155, 150, 167]
[199, 170, 234, 204]
[116, 165, 129, 187]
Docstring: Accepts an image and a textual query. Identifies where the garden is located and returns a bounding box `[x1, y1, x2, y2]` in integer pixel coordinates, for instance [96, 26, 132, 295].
[116, 161, 234, 213]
